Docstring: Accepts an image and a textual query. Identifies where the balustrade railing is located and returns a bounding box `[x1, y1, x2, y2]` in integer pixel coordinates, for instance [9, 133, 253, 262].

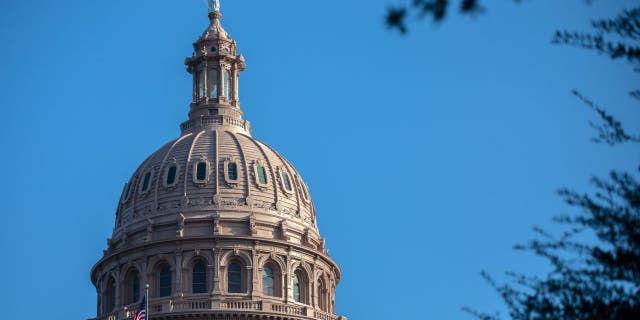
[314, 308, 339, 320]
[220, 300, 262, 310]
[173, 298, 211, 311]
[274, 303, 307, 315]
[91, 298, 344, 320]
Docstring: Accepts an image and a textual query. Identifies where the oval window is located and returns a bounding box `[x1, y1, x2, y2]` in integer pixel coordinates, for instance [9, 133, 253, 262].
[299, 178, 310, 202]
[282, 172, 292, 192]
[196, 162, 207, 182]
[257, 166, 267, 184]
[166, 166, 177, 185]
[122, 181, 132, 202]
[141, 172, 152, 193]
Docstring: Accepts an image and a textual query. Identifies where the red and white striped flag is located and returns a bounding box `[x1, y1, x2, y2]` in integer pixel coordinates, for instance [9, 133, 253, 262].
[134, 295, 146, 320]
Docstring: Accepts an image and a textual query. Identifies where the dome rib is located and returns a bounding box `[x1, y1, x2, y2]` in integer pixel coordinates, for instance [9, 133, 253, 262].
[243, 133, 280, 207]
[213, 130, 219, 199]
[226, 130, 251, 202]
[153, 134, 191, 210]
[259, 139, 302, 213]
[184, 130, 207, 201]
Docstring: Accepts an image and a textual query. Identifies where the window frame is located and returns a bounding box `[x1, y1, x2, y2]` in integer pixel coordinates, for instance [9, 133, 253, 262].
[207, 68, 219, 99]
[192, 158, 210, 185]
[191, 260, 208, 294]
[223, 157, 240, 186]
[227, 260, 243, 294]
[223, 69, 231, 98]
[298, 177, 311, 203]
[139, 170, 154, 195]
[163, 161, 180, 188]
[253, 160, 269, 189]
[124, 269, 141, 305]
[262, 265, 275, 296]
[104, 276, 116, 313]
[158, 264, 172, 298]
[278, 167, 294, 195]
[120, 180, 132, 204]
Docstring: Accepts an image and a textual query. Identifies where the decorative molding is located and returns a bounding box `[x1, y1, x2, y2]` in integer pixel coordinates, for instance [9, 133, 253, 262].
[192, 155, 210, 187]
[223, 156, 240, 187]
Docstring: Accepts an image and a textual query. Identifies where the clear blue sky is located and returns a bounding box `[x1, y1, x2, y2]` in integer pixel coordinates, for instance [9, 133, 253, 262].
[1, 0, 639, 319]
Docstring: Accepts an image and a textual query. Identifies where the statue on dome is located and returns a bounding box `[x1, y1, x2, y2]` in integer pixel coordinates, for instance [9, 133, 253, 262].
[208, 0, 220, 13]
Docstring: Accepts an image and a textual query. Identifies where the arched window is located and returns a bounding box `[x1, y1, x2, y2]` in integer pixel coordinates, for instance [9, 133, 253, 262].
[159, 265, 172, 297]
[299, 178, 310, 202]
[317, 278, 327, 312]
[140, 171, 152, 193]
[125, 270, 140, 304]
[293, 273, 301, 302]
[207, 69, 219, 98]
[293, 269, 308, 304]
[227, 262, 242, 293]
[122, 178, 133, 203]
[224, 70, 231, 98]
[105, 277, 116, 312]
[192, 261, 207, 294]
[262, 266, 275, 296]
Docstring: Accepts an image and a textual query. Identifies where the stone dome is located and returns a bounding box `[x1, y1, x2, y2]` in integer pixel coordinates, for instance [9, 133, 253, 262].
[111, 128, 321, 248]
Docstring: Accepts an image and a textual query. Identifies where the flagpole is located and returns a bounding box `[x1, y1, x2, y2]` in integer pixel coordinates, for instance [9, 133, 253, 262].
[145, 283, 149, 319]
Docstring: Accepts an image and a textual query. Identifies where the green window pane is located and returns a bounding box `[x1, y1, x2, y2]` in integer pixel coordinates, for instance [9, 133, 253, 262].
[132, 274, 140, 303]
[228, 262, 242, 293]
[166, 166, 177, 185]
[192, 261, 207, 294]
[262, 266, 274, 296]
[159, 266, 172, 297]
[196, 162, 207, 181]
[198, 69, 205, 99]
[282, 172, 292, 191]
[228, 162, 238, 180]
[142, 172, 151, 192]
[257, 166, 267, 184]
[293, 274, 300, 302]
[224, 70, 231, 98]
[207, 69, 219, 98]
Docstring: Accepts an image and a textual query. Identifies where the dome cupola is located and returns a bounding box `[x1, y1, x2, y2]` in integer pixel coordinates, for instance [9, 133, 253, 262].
[183, 0, 248, 135]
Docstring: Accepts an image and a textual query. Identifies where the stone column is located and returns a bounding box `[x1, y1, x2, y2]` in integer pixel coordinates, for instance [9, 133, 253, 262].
[311, 264, 317, 308]
[251, 250, 259, 297]
[284, 256, 291, 303]
[218, 63, 224, 99]
[175, 252, 183, 297]
[212, 249, 221, 294]
[248, 264, 257, 296]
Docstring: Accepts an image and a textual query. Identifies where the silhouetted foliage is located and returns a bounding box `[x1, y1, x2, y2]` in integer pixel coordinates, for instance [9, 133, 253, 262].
[385, 0, 502, 34]
[553, 8, 640, 65]
[461, 7, 640, 320]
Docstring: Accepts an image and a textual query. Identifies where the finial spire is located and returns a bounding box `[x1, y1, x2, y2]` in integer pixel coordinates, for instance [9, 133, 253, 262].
[208, 0, 220, 14]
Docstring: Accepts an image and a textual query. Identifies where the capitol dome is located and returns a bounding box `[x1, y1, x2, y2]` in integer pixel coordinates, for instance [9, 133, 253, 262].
[114, 128, 320, 246]
[90, 3, 344, 320]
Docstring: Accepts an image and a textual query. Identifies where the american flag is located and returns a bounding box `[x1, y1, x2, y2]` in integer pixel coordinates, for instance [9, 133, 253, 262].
[134, 295, 146, 320]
